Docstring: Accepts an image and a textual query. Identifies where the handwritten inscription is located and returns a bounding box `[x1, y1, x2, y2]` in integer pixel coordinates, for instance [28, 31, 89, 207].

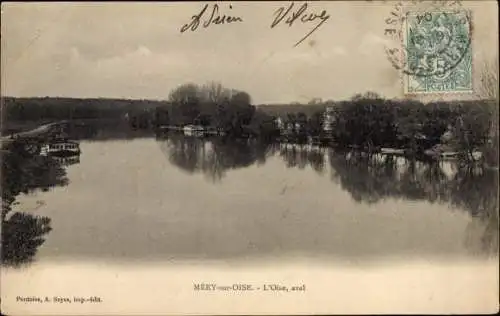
[271, 2, 330, 47]
[180, 4, 243, 33]
[179, 2, 330, 47]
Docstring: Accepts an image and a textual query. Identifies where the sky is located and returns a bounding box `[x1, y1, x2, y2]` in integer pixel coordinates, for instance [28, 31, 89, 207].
[1, 1, 498, 104]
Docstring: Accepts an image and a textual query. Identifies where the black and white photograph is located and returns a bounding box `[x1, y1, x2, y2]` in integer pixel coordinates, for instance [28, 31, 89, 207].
[1, 1, 498, 314]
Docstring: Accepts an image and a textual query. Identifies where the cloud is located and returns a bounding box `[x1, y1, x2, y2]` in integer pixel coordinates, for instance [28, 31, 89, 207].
[332, 47, 347, 56]
[358, 33, 392, 55]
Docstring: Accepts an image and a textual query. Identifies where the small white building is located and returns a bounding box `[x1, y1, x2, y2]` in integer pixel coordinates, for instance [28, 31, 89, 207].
[322, 106, 335, 132]
[275, 117, 284, 130]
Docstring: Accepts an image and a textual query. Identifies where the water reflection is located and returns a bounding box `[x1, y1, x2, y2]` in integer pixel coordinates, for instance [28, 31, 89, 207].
[327, 152, 498, 255]
[1, 141, 71, 267]
[158, 133, 273, 182]
[159, 136, 499, 256]
[50, 154, 81, 166]
[277, 143, 327, 174]
[1, 135, 497, 265]
[451, 166, 499, 255]
[328, 152, 454, 204]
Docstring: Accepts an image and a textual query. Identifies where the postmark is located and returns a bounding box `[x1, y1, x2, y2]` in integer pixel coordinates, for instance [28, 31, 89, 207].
[384, 1, 473, 94]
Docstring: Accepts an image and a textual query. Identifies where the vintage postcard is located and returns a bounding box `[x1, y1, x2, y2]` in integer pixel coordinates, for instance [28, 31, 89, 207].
[1, 1, 499, 315]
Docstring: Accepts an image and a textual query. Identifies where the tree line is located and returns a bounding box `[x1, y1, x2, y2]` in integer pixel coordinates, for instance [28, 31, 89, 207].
[2, 97, 164, 122]
[155, 84, 495, 165]
[2, 84, 497, 165]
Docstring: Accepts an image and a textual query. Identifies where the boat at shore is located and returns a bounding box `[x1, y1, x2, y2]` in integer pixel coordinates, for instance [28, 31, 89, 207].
[40, 139, 81, 157]
[183, 124, 204, 132]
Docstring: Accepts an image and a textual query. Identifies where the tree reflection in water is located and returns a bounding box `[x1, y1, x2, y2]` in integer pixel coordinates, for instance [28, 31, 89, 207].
[451, 166, 499, 255]
[159, 136, 498, 256]
[1, 141, 69, 267]
[277, 143, 327, 174]
[157, 133, 274, 182]
[328, 152, 453, 204]
[327, 150, 498, 256]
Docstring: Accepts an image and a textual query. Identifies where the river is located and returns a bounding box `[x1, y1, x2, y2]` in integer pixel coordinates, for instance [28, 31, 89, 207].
[1, 134, 498, 314]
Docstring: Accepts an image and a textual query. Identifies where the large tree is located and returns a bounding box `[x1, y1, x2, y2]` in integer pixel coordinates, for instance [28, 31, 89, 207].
[230, 91, 251, 106]
[200, 82, 232, 104]
[168, 83, 200, 104]
[167, 81, 257, 135]
[168, 83, 201, 123]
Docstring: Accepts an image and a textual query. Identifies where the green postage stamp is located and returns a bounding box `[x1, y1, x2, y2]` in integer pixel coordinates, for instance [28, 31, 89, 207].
[403, 10, 473, 94]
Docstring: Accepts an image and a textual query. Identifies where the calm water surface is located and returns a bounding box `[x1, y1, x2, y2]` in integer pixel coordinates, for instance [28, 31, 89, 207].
[6, 135, 499, 264]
